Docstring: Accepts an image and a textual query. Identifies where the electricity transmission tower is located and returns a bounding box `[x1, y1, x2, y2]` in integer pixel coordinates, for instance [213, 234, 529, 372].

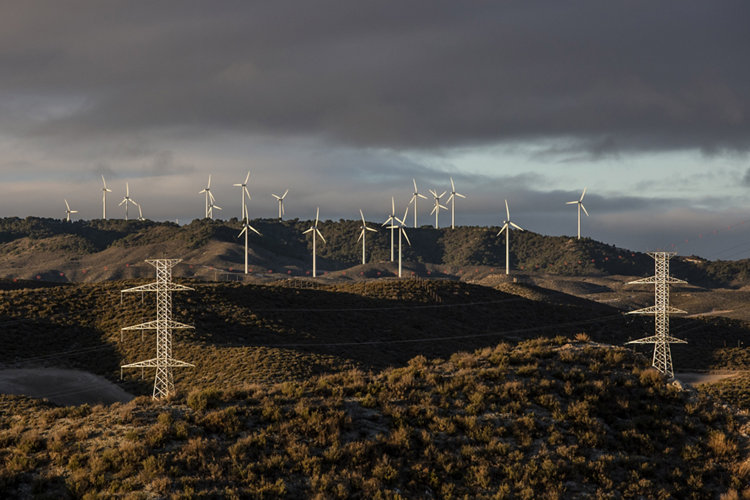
[120, 259, 195, 399]
[626, 251, 687, 379]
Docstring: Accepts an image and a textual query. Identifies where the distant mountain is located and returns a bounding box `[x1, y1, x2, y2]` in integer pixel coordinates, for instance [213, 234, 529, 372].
[0, 217, 749, 287]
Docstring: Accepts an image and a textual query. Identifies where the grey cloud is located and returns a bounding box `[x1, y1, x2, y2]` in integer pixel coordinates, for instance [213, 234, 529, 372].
[0, 1, 747, 156]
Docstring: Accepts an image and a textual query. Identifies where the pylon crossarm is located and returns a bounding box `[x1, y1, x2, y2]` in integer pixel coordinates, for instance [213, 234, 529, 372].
[628, 276, 686, 285]
[121, 358, 159, 368]
[627, 306, 687, 315]
[122, 283, 194, 293]
[122, 320, 195, 331]
[121, 358, 194, 369]
[626, 335, 687, 345]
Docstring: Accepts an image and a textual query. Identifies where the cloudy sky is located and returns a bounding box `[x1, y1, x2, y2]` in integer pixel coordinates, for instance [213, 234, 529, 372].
[1, 1, 749, 259]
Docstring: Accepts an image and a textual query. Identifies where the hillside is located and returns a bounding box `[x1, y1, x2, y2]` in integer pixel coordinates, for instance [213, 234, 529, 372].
[0, 338, 747, 498]
[1, 217, 749, 287]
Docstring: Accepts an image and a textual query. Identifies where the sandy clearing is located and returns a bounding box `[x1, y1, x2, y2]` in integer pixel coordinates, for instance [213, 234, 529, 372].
[0, 368, 134, 406]
[675, 372, 743, 386]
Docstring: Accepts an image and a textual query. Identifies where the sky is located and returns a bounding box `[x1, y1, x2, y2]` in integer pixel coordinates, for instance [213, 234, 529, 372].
[1, 1, 749, 260]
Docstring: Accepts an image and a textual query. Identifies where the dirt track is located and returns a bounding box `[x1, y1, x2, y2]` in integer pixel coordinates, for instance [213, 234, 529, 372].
[0, 368, 134, 406]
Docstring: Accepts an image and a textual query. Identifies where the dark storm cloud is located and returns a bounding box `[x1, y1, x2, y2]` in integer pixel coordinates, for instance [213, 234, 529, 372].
[0, 1, 748, 155]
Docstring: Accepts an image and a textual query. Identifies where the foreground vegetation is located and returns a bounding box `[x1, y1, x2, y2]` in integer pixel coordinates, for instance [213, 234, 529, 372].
[0, 338, 748, 498]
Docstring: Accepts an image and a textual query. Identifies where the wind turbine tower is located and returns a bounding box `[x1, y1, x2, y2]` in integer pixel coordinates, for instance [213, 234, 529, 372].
[199, 175, 221, 219]
[101, 176, 112, 219]
[119, 182, 138, 220]
[497, 200, 524, 275]
[566, 187, 589, 240]
[429, 189, 448, 229]
[233, 171, 252, 220]
[303, 208, 326, 277]
[120, 259, 195, 400]
[446, 177, 466, 229]
[626, 252, 687, 379]
[409, 179, 427, 228]
[387, 206, 411, 278]
[383, 197, 397, 261]
[238, 206, 261, 274]
[357, 209, 377, 265]
[272, 189, 288, 220]
[64, 200, 78, 222]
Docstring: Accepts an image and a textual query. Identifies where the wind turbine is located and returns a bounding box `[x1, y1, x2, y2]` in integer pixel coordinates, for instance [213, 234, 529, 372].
[446, 177, 466, 229]
[272, 189, 288, 220]
[566, 187, 589, 240]
[119, 182, 138, 220]
[429, 189, 448, 229]
[357, 209, 378, 265]
[208, 200, 222, 220]
[238, 206, 261, 274]
[387, 206, 411, 278]
[303, 207, 326, 277]
[101, 176, 112, 219]
[198, 175, 218, 219]
[233, 171, 252, 220]
[64, 199, 78, 222]
[409, 179, 427, 228]
[383, 196, 397, 261]
[497, 200, 524, 275]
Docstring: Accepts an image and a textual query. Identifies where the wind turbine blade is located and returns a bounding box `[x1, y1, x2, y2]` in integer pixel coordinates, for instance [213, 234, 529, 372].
[281, 203, 285, 215]
[126, 182, 130, 196]
[244, 171, 251, 185]
[402, 206, 409, 222]
[65, 199, 70, 210]
[282, 189, 288, 199]
[497, 223, 508, 236]
[510, 222, 524, 231]
[249, 224, 261, 236]
[315, 207, 320, 223]
[430, 205, 437, 215]
[119, 199, 127, 206]
[244, 187, 251, 200]
[213, 205, 222, 211]
[303, 227, 314, 234]
[581, 204, 589, 216]
[580, 187, 587, 201]
[360, 209, 366, 224]
[439, 191, 446, 198]
[409, 194, 417, 204]
[505, 199, 510, 220]
[450, 177, 455, 191]
[413, 178, 418, 192]
[71, 210, 78, 214]
[199, 188, 207, 194]
[316, 228, 326, 244]
[418, 193, 427, 199]
[566, 201, 578, 204]
[272, 193, 280, 200]
[391, 197, 395, 214]
[447, 194, 454, 203]
[207, 175, 211, 188]
[438, 204, 448, 210]
[357, 229, 364, 242]
[238, 227, 247, 237]
[402, 228, 411, 246]
[456, 193, 466, 199]
[429, 189, 437, 197]
[366, 226, 377, 232]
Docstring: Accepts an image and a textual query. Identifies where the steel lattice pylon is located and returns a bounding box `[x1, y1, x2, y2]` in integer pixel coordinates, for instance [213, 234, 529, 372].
[626, 251, 687, 378]
[120, 259, 195, 399]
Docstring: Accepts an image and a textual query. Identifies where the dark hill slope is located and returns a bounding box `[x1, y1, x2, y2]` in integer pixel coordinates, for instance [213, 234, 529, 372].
[1, 217, 748, 286]
[0, 338, 747, 498]
[1, 279, 748, 398]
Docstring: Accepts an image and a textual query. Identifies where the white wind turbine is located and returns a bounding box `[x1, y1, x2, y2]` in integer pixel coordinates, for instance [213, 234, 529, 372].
[357, 209, 378, 265]
[199, 175, 220, 219]
[119, 182, 138, 220]
[409, 179, 427, 228]
[101, 176, 112, 219]
[233, 171, 252, 220]
[566, 187, 589, 240]
[303, 207, 326, 277]
[446, 177, 466, 229]
[383, 196, 397, 261]
[64, 199, 78, 222]
[238, 206, 262, 274]
[272, 189, 289, 220]
[387, 206, 411, 278]
[497, 199, 524, 275]
[429, 189, 448, 229]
